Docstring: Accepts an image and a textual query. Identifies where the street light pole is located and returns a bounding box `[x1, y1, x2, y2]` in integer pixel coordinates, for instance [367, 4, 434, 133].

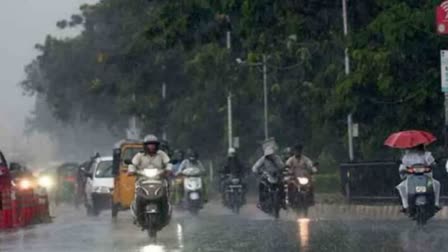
[263, 54, 269, 140]
[227, 92, 233, 149]
[226, 20, 233, 150]
[342, 0, 354, 161]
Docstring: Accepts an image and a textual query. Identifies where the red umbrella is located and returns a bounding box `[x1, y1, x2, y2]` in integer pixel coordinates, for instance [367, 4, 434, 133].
[384, 130, 436, 149]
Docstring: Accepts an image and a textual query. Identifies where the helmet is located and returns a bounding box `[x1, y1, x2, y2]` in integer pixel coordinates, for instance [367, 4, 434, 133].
[185, 148, 198, 160]
[143, 134, 159, 145]
[228, 148, 236, 157]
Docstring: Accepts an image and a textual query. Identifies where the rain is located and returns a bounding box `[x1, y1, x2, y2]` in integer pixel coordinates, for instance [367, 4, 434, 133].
[1, 1, 448, 252]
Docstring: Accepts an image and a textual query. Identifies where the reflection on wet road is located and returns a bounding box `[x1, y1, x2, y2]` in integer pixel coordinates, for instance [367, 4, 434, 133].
[1, 202, 448, 252]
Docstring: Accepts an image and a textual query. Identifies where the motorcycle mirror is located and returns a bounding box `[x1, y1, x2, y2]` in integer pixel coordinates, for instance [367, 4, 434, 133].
[124, 159, 132, 165]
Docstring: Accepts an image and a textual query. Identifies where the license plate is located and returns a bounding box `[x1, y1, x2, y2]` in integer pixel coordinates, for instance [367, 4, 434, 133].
[190, 192, 199, 200]
[145, 204, 158, 213]
[416, 186, 427, 193]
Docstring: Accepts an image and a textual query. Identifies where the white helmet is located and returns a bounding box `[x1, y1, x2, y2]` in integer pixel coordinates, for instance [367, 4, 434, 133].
[228, 148, 236, 157]
[143, 134, 159, 144]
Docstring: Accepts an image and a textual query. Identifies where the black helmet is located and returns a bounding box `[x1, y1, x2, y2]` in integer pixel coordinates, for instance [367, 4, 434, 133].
[293, 143, 303, 152]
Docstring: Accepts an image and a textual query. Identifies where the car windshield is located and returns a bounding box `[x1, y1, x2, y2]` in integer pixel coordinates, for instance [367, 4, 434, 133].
[95, 160, 113, 178]
[122, 147, 143, 164]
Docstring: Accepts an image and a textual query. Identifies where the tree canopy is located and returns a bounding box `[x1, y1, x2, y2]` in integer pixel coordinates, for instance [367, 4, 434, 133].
[22, 0, 448, 167]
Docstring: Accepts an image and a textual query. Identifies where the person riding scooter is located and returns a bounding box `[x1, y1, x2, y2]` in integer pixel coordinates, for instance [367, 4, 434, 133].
[396, 144, 441, 214]
[171, 149, 185, 205]
[177, 149, 208, 204]
[128, 134, 172, 226]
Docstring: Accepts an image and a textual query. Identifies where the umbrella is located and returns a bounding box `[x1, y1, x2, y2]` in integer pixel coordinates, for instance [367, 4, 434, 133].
[384, 130, 436, 149]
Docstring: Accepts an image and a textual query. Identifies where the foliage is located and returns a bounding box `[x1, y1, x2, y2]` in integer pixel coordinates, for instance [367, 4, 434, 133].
[21, 0, 448, 167]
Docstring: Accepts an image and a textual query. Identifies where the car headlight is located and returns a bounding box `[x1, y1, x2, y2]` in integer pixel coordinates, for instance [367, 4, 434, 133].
[19, 179, 32, 190]
[297, 177, 309, 185]
[143, 169, 159, 178]
[38, 176, 54, 189]
[94, 186, 111, 193]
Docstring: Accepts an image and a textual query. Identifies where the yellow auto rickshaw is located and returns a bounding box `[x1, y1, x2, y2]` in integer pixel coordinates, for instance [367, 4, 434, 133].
[111, 139, 143, 217]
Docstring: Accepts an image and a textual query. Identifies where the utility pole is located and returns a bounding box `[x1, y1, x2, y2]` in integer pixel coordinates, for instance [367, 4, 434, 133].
[263, 54, 269, 140]
[226, 16, 233, 150]
[342, 0, 354, 161]
[227, 93, 233, 149]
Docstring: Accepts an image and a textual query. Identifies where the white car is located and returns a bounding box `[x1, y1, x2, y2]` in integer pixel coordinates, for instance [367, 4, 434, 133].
[85, 156, 114, 216]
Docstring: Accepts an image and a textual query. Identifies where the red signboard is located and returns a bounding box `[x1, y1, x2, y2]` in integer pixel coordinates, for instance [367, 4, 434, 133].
[437, 1, 448, 35]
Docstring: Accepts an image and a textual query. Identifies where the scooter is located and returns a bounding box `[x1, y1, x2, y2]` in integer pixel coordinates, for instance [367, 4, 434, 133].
[404, 164, 436, 226]
[181, 166, 203, 215]
[129, 165, 171, 239]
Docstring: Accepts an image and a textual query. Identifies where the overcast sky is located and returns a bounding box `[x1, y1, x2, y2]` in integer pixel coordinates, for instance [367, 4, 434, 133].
[0, 0, 97, 133]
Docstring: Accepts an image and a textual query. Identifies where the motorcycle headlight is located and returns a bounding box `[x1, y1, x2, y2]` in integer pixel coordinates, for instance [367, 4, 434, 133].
[19, 179, 32, 190]
[297, 177, 309, 185]
[143, 169, 159, 178]
[38, 176, 54, 189]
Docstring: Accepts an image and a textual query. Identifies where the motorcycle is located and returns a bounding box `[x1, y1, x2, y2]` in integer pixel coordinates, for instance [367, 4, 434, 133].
[223, 174, 244, 214]
[259, 171, 283, 219]
[129, 166, 171, 239]
[403, 164, 436, 226]
[285, 169, 314, 217]
[181, 166, 203, 215]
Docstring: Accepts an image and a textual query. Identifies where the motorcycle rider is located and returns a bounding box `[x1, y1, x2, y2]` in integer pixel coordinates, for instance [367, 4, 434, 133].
[171, 149, 185, 175]
[178, 148, 208, 203]
[252, 144, 286, 209]
[220, 148, 246, 204]
[281, 147, 293, 163]
[396, 144, 441, 213]
[171, 149, 185, 205]
[128, 134, 172, 226]
[286, 144, 318, 203]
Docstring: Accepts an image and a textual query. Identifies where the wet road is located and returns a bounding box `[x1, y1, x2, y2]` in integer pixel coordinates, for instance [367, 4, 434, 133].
[1, 202, 447, 252]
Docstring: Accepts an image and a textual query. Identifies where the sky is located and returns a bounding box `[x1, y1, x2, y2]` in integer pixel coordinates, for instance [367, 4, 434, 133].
[0, 0, 97, 133]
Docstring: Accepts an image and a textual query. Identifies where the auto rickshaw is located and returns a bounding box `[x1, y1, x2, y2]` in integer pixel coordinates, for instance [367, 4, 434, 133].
[111, 139, 143, 217]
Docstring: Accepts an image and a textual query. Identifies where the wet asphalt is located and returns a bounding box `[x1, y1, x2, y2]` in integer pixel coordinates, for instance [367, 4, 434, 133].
[0, 201, 447, 252]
